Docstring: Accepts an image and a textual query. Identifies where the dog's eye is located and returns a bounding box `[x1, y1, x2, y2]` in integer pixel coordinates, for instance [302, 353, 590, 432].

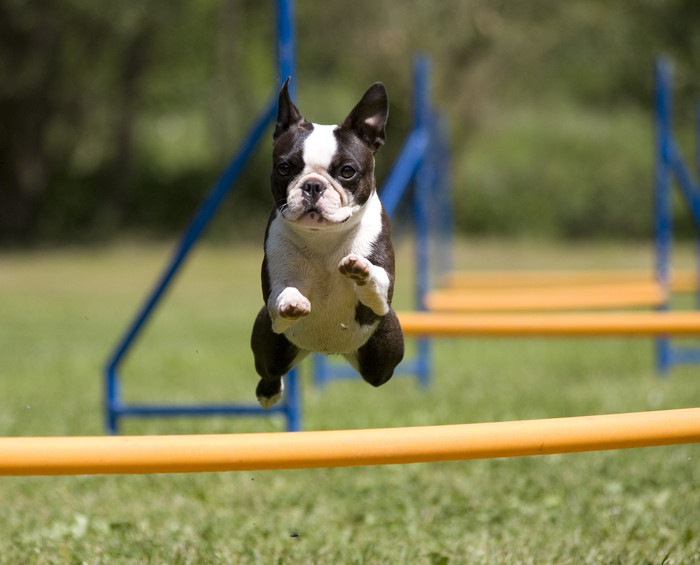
[276, 162, 291, 176]
[339, 165, 356, 180]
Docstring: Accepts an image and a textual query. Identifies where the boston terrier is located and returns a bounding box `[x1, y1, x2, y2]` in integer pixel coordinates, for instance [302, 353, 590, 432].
[251, 78, 405, 408]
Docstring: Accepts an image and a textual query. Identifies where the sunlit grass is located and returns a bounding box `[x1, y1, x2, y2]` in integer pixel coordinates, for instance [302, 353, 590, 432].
[0, 239, 698, 563]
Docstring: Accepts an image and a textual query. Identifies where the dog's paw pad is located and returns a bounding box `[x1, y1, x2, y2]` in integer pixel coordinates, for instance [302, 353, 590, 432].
[277, 289, 311, 320]
[256, 379, 284, 409]
[339, 254, 371, 285]
[279, 299, 310, 320]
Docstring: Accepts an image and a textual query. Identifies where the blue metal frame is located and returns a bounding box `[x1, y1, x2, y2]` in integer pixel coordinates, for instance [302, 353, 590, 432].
[313, 55, 452, 388]
[654, 57, 700, 373]
[104, 0, 301, 433]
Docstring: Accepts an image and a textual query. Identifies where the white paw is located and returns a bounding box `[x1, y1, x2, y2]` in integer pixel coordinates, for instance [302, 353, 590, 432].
[276, 288, 311, 320]
[338, 254, 371, 286]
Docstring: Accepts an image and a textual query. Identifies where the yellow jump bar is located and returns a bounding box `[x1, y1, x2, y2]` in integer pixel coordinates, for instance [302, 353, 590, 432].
[0, 408, 698, 475]
[426, 282, 666, 312]
[397, 310, 700, 336]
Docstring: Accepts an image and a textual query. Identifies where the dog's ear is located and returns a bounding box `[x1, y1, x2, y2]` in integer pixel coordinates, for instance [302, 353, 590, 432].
[342, 83, 388, 152]
[274, 77, 306, 140]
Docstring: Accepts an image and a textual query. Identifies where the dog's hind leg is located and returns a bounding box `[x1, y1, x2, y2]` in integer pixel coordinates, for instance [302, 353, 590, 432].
[351, 310, 404, 387]
[250, 307, 306, 408]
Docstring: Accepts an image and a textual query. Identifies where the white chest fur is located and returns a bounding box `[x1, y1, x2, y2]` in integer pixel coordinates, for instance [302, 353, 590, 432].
[284, 262, 378, 354]
[265, 192, 386, 354]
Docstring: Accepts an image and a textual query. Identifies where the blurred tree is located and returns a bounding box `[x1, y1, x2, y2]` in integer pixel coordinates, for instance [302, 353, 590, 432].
[0, 1, 168, 239]
[0, 0, 62, 238]
[0, 0, 698, 243]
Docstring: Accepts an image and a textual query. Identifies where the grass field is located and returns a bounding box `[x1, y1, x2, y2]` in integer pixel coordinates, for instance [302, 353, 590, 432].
[1, 238, 699, 564]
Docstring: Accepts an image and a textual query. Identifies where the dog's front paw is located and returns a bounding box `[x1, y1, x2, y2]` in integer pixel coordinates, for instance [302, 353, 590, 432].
[276, 288, 311, 320]
[339, 254, 371, 286]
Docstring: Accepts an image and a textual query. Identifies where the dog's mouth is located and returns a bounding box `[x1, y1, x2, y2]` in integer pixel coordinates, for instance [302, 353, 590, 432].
[280, 196, 354, 228]
[294, 205, 350, 227]
[303, 207, 326, 224]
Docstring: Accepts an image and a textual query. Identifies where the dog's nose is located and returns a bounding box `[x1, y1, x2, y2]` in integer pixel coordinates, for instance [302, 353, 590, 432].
[302, 179, 325, 199]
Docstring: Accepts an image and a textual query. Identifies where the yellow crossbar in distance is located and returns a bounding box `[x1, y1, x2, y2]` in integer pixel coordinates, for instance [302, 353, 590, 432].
[397, 311, 700, 337]
[426, 282, 665, 312]
[0, 408, 698, 476]
[443, 269, 698, 292]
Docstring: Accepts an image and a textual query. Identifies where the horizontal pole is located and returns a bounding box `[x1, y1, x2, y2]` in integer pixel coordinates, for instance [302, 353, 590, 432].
[1, 408, 698, 476]
[670, 346, 700, 365]
[397, 311, 700, 337]
[443, 269, 698, 292]
[426, 282, 665, 312]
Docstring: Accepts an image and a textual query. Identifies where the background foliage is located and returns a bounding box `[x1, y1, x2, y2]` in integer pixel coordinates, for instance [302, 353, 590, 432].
[1, 0, 699, 243]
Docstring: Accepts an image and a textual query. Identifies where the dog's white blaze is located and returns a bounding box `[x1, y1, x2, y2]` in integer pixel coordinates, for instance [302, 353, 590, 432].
[303, 124, 337, 170]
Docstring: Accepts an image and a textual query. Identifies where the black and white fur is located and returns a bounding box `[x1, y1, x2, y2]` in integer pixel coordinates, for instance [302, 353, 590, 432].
[251, 79, 404, 408]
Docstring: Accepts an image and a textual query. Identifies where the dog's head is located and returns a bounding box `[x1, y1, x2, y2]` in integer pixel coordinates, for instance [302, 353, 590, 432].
[270, 79, 388, 230]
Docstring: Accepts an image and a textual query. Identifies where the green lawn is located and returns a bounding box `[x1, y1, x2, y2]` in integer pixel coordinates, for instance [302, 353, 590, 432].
[0, 239, 699, 563]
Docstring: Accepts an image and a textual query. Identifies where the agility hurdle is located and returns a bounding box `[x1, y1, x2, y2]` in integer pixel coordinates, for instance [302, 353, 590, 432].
[397, 311, 700, 337]
[418, 58, 700, 374]
[1, 408, 697, 476]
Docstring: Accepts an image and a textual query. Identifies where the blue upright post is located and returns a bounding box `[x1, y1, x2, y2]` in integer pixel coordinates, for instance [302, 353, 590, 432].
[412, 55, 433, 387]
[413, 55, 431, 309]
[274, 0, 302, 420]
[283, 368, 301, 431]
[435, 115, 453, 281]
[276, 0, 295, 89]
[654, 58, 673, 375]
[696, 100, 700, 309]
